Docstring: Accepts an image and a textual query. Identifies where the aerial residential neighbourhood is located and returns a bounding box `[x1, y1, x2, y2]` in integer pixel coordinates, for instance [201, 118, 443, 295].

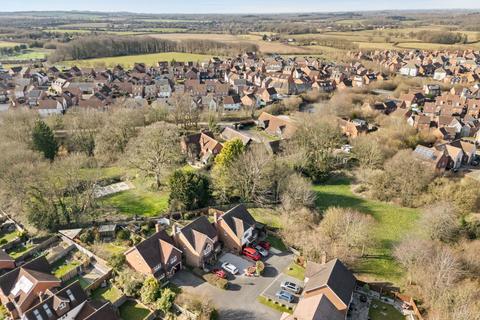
[0, 1, 480, 320]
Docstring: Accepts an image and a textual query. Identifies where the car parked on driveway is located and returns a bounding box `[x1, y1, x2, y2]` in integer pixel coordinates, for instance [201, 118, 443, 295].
[221, 262, 239, 275]
[276, 290, 294, 303]
[258, 240, 271, 250]
[242, 247, 261, 261]
[212, 268, 226, 279]
[281, 281, 301, 294]
[255, 245, 269, 257]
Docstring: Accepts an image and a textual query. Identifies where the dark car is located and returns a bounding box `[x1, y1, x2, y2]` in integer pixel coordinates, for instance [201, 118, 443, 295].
[258, 241, 271, 250]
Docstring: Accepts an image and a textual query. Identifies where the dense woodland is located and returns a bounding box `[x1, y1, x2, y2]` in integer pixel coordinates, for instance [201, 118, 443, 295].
[49, 36, 258, 62]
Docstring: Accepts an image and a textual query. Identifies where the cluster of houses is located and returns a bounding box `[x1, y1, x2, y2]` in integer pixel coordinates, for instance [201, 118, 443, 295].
[0, 52, 386, 116]
[349, 49, 480, 85]
[391, 86, 479, 170]
[0, 211, 118, 320]
[125, 204, 262, 278]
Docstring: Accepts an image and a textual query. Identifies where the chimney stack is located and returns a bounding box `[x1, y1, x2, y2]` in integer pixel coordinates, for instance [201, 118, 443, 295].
[321, 251, 327, 265]
[172, 223, 179, 235]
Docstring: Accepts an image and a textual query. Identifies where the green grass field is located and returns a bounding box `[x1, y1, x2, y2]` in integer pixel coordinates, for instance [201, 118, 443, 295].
[51, 257, 81, 278]
[92, 285, 123, 302]
[101, 187, 169, 217]
[119, 301, 151, 320]
[0, 231, 18, 244]
[313, 177, 420, 284]
[64, 275, 91, 288]
[8, 243, 35, 259]
[369, 299, 405, 320]
[284, 262, 305, 281]
[249, 208, 283, 229]
[62, 52, 213, 68]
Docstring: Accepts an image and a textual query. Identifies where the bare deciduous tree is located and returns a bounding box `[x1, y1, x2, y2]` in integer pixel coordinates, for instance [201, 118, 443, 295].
[125, 122, 184, 189]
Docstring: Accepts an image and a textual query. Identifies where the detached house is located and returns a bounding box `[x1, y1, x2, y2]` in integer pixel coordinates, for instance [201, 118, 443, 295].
[172, 216, 221, 269]
[181, 131, 223, 164]
[285, 259, 356, 320]
[125, 227, 183, 280]
[258, 112, 297, 139]
[22, 281, 119, 320]
[213, 204, 259, 254]
[0, 256, 61, 319]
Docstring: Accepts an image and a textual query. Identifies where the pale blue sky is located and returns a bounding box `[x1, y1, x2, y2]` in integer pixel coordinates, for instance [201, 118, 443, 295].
[2, 0, 480, 14]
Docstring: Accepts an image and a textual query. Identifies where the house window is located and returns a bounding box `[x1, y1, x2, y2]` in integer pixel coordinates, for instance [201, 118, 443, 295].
[153, 264, 162, 272]
[33, 310, 43, 320]
[203, 243, 212, 255]
[170, 256, 177, 265]
[43, 304, 53, 317]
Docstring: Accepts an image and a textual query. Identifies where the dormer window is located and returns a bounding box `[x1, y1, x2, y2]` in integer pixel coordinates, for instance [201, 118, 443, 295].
[204, 243, 212, 255]
[33, 309, 43, 320]
[66, 289, 75, 302]
[43, 304, 53, 317]
[153, 264, 162, 272]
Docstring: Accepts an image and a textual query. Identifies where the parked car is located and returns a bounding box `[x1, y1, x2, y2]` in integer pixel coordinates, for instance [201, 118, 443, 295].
[258, 240, 271, 250]
[281, 281, 301, 294]
[242, 247, 261, 261]
[221, 262, 238, 275]
[276, 290, 294, 303]
[255, 245, 269, 257]
[212, 268, 226, 279]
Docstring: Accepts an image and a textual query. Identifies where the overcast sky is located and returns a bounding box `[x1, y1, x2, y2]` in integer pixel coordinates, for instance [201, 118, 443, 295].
[2, 0, 480, 14]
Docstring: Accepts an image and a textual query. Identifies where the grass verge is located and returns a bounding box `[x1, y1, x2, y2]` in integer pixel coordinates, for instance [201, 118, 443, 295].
[284, 262, 305, 281]
[258, 296, 293, 314]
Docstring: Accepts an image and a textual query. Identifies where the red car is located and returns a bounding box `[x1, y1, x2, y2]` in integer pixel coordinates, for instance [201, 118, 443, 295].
[242, 247, 261, 261]
[258, 241, 271, 250]
[212, 268, 226, 279]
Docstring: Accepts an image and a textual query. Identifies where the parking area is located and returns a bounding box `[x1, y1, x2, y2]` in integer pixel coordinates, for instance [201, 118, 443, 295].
[261, 273, 304, 308]
[171, 249, 294, 320]
[218, 252, 255, 276]
[348, 291, 370, 320]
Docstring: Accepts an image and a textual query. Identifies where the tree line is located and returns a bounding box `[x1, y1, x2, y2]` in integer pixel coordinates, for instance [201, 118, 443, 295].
[49, 35, 258, 62]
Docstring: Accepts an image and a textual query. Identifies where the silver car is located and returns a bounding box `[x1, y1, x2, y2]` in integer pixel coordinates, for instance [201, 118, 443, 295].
[221, 262, 239, 275]
[255, 245, 269, 257]
[281, 281, 301, 294]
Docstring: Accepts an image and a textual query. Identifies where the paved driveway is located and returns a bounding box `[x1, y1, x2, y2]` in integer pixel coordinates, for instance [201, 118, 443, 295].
[218, 253, 254, 276]
[171, 250, 294, 320]
[261, 274, 304, 308]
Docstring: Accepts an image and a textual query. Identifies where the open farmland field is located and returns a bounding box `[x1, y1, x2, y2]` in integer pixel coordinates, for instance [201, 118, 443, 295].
[0, 41, 22, 48]
[149, 33, 311, 54]
[62, 52, 213, 68]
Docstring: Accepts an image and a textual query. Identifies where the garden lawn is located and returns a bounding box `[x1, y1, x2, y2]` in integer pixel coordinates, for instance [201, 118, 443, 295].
[92, 285, 123, 303]
[51, 257, 81, 278]
[284, 262, 305, 281]
[0, 231, 18, 244]
[369, 299, 405, 320]
[313, 177, 420, 284]
[119, 301, 151, 320]
[91, 242, 129, 260]
[64, 275, 91, 288]
[101, 188, 169, 217]
[250, 208, 283, 229]
[8, 243, 35, 259]
[266, 234, 287, 251]
[62, 52, 213, 68]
